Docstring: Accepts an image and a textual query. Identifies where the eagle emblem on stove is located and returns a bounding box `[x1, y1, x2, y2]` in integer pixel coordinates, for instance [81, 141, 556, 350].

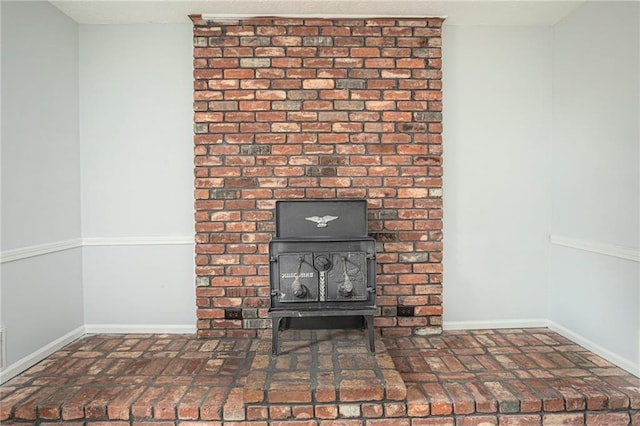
[305, 215, 339, 228]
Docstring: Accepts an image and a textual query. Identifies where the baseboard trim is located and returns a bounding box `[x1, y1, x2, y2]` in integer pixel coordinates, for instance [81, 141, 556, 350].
[550, 235, 640, 262]
[84, 324, 197, 334]
[3, 321, 637, 383]
[443, 319, 639, 377]
[443, 318, 548, 330]
[0, 236, 194, 263]
[548, 320, 640, 377]
[0, 326, 85, 384]
[0, 324, 196, 384]
[0, 239, 83, 264]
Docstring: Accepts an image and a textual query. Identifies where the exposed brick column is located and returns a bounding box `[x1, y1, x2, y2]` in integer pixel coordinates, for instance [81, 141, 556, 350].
[191, 17, 444, 338]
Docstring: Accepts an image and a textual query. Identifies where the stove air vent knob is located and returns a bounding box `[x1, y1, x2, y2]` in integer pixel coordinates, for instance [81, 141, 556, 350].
[338, 281, 353, 297]
[291, 275, 307, 298]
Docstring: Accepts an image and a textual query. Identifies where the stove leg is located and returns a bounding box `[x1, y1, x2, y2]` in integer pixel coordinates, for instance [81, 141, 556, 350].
[271, 316, 283, 355]
[364, 315, 375, 353]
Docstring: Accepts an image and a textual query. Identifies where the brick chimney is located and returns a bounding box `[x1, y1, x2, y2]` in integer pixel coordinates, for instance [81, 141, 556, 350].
[191, 17, 444, 338]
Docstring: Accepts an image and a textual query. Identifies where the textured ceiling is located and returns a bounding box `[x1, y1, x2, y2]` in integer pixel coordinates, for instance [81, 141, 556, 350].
[49, 0, 584, 26]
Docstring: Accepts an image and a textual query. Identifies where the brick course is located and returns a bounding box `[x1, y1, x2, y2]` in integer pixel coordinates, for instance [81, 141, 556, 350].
[192, 16, 444, 337]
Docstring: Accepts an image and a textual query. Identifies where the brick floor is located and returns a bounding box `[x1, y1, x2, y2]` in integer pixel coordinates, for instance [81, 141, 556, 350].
[385, 329, 640, 425]
[243, 329, 406, 413]
[0, 328, 638, 424]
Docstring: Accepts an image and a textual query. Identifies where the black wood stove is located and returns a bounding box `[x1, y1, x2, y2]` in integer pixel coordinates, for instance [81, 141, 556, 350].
[268, 199, 377, 355]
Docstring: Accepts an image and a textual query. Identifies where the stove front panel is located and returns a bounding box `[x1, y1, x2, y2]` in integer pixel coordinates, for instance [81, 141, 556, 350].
[275, 199, 368, 239]
[269, 239, 376, 310]
[325, 252, 368, 302]
[275, 252, 318, 303]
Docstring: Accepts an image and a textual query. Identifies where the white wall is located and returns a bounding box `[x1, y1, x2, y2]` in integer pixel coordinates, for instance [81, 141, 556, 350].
[1, 1, 84, 368]
[441, 26, 552, 325]
[550, 1, 639, 373]
[79, 24, 196, 328]
[82, 245, 195, 327]
[1, 2, 81, 249]
[1, 252, 83, 363]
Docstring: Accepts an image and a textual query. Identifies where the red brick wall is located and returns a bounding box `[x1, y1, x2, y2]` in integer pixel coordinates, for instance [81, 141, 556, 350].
[191, 16, 444, 338]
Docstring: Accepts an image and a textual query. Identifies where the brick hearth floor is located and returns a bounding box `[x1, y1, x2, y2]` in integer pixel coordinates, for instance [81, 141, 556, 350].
[0, 328, 638, 425]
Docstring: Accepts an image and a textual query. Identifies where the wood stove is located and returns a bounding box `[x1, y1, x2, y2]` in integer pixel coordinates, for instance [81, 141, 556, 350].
[268, 199, 377, 355]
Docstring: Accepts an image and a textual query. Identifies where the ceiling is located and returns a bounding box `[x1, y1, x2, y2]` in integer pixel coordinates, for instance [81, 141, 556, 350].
[50, 0, 585, 26]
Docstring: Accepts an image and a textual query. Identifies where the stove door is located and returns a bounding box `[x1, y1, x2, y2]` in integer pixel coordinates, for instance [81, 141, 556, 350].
[325, 252, 368, 301]
[275, 253, 318, 303]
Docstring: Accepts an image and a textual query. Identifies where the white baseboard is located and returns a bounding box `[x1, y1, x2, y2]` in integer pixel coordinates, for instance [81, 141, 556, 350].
[2, 321, 637, 384]
[443, 318, 639, 377]
[84, 324, 197, 334]
[548, 320, 640, 377]
[443, 318, 548, 330]
[0, 326, 85, 384]
[0, 324, 196, 384]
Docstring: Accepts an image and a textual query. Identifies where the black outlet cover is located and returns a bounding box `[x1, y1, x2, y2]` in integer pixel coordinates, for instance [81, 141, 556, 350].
[397, 306, 415, 317]
[225, 308, 243, 320]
